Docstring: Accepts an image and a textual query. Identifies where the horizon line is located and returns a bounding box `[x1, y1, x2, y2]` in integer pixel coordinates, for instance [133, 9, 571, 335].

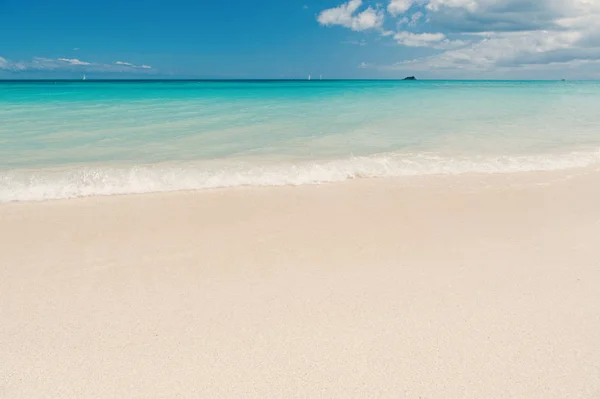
[0, 78, 592, 82]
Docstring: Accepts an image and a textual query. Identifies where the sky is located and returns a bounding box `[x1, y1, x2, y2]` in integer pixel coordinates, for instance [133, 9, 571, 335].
[1, 0, 600, 79]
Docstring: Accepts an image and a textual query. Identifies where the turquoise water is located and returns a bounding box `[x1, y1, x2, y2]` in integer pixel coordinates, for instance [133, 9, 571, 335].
[2, 80, 600, 201]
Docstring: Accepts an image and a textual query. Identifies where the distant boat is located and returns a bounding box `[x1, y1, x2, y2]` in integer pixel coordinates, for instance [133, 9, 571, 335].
[320, 75, 323, 80]
[82, 73, 87, 81]
[308, 74, 311, 81]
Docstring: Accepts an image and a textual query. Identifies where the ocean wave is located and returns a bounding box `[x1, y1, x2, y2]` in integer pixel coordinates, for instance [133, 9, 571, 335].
[1, 150, 600, 202]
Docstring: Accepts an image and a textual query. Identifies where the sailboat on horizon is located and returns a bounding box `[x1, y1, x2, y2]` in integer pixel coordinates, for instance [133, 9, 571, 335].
[82, 73, 87, 81]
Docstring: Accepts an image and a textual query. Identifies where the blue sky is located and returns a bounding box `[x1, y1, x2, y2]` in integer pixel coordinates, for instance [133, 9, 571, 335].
[2, 0, 600, 79]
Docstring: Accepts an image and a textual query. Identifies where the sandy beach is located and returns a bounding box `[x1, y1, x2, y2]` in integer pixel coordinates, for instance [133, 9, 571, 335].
[2, 170, 600, 398]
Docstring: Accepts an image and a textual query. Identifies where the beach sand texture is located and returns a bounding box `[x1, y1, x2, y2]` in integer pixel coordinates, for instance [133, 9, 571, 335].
[2, 171, 600, 398]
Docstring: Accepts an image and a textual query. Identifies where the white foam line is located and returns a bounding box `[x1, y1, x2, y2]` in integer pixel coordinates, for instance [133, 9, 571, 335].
[1, 150, 600, 202]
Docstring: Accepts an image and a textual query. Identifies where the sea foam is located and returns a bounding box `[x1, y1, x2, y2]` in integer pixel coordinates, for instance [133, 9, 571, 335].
[1, 150, 600, 202]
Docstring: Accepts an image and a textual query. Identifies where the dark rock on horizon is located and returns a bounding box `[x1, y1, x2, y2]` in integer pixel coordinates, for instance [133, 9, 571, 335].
[403, 76, 417, 80]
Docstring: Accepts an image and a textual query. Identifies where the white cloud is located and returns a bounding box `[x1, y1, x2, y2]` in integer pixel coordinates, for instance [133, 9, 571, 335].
[353, 7, 385, 31]
[424, 30, 587, 69]
[423, 0, 600, 33]
[410, 11, 424, 25]
[116, 61, 152, 69]
[318, 0, 361, 25]
[57, 58, 91, 65]
[399, 11, 424, 26]
[394, 31, 445, 46]
[388, 0, 430, 16]
[318, 0, 600, 76]
[394, 31, 467, 49]
[382, 29, 600, 75]
[426, 0, 479, 12]
[317, 0, 384, 31]
[0, 56, 154, 73]
[418, 1, 600, 70]
[388, 0, 414, 16]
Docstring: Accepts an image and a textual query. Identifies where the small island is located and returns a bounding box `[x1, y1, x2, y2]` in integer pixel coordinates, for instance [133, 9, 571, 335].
[403, 76, 417, 80]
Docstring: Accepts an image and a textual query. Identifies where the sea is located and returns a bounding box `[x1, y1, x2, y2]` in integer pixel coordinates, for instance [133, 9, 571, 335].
[1, 79, 600, 202]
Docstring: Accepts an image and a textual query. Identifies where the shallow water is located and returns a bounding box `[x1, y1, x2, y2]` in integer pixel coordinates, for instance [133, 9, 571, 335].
[2, 80, 600, 201]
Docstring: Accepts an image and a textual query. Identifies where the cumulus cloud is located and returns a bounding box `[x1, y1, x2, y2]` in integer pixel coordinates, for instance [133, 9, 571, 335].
[425, 0, 565, 32]
[417, 0, 600, 70]
[317, 0, 384, 31]
[388, 0, 414, 16]
[384, 29, 600, 75]
[317, 0, 600, 76]
[394, 31, 467, 49]
[423, 30, 588, 69]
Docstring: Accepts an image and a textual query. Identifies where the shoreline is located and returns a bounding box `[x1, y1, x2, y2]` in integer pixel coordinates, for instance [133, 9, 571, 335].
[1, 163, 599, 205]
[2, 170, 600, 398]
[3, 147, 600, 203]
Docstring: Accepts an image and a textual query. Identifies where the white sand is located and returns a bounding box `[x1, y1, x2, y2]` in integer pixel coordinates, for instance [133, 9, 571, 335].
[1, 170, 600, 398]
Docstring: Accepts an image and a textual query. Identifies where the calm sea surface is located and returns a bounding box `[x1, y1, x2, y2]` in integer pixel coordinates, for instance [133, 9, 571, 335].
[2, 80, 600, 201]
